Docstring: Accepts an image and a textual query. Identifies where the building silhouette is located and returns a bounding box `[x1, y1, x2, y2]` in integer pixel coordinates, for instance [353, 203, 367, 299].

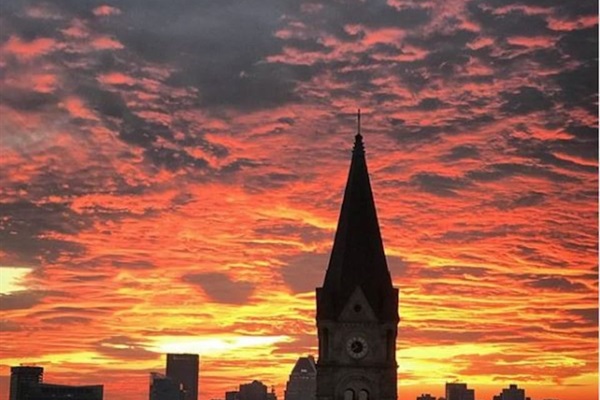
[225, 380, 277, 400]
[149, 372, 185, 400]
[226, 392, 239, 400]
[316, 112, 399, 400]
[166, 354, 199, 400]
[10, 366, 103, 400]
[284, 356, 316, 400]
[445, 382, 474, 400]
[10, 366, 43, 400]
[416, 395, 436, 400]
[493, 384, 530, 400]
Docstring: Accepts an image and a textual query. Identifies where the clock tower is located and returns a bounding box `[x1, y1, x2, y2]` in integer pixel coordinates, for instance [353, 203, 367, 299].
[316, 114, 399, 400]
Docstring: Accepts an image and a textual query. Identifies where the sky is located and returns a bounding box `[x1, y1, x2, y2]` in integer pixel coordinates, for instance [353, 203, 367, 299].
[0, 0, 597, 399]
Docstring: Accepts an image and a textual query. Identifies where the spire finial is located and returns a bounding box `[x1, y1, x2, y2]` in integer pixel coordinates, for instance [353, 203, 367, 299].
[353, 108, 364, 154]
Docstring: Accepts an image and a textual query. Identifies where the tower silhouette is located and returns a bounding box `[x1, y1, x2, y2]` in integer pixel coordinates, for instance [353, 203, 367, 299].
[316, 114, 399, 400]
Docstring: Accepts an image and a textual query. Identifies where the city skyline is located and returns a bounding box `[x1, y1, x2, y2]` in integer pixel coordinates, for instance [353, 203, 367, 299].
[0, 0, 597, 399]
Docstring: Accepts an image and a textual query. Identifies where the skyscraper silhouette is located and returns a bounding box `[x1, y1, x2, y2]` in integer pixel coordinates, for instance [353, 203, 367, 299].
[166, 354, 199, 400]
[10, 366, 43, 400]
[316, 114, 399, 400]
[284, 356, 316, 400]
[10, 366, 102, 400]
[493, 384, 529, 400]
[445, 382, 474, 400]
[149, 372, 185, 400]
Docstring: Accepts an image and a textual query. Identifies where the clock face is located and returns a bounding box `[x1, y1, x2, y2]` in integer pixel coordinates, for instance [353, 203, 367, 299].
[346, 336, 368, 359]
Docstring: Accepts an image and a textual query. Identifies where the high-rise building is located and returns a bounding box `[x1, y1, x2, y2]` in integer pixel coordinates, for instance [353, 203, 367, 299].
[284, 356, 316, 400]
[19, 383, 103, 400]
[316, 113, 399, 400]
[493, 384, 530, 400]
[239, 381, 267, 400]
[149, 372, 185, 400]
[10, 366, 43, 400]
[417, 395, 436, 400]
[227, 381, 276, 400]
[445, 382, 474, 400]
[166, 354, 199, 400]
[10, 366, 102, 400]
[226, 391, 239, 400]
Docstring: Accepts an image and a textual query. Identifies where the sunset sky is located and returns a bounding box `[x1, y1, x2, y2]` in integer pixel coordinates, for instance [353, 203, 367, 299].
[0, 0, 598, 399]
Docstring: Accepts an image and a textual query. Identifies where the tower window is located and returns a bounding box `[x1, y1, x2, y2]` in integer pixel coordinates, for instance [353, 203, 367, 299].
[344, 389, 355, 400]
[353, 304, 362, 312]
[359, 390, 369, 400]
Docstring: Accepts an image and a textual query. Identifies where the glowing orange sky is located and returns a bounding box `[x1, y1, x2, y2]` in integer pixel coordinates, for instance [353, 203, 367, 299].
[0, 1, 597, 399]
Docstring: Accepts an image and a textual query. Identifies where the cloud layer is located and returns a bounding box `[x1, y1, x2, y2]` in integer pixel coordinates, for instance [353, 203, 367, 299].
[0, 0, 597, 399]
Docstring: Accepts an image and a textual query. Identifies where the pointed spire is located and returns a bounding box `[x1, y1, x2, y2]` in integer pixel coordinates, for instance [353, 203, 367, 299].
[354, 109, 364, 154]
[317, 118, 398, 322]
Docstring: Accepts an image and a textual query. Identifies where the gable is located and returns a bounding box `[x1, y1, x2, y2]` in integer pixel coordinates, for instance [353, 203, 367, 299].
[338, 286, 378, 322]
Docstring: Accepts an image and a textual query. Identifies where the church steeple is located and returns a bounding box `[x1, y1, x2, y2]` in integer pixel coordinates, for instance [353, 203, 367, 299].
[317, 114, 398, 322]
[315, 114, 399, 400]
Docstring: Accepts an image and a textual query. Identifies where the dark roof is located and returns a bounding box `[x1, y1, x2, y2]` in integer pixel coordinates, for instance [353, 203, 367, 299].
[291, 356, 316, 375]
[317, 133, 398, 322]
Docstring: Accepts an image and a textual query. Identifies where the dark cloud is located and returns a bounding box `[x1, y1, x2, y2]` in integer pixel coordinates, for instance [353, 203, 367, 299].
[565, 124, 598, 143]
[0, 290, 46, 310]
[31, 306, 115, 319]
[387, 256, 410, 278]
[0, 89, 58, 111]
[415, 98, 445, 111]
[253, 223, 328, 245]
[406, 28, 478, 50]
[77, 255, 156, 270]
[144, 146, 208, 172]
[309, 1, 431, 42]
[441, 145, 480, 161]
[77, 84, 129, 119]
[410, 172, 468, 197]
[527, 277, 588, 292]
[514, 245, 568, 268]
[183, 272, 255, 304]
[0, 201, 88, 264]
[505, 133, 598, 174]
[389, 122, 443, 144]
[437, 225, 522, 243]
[91, 0, 310, 111]
[0, 319, 24, 332]
[491, 191, 546, 211]
[552, 62, 598, 116]
[468, 3, 550, 37]
[423, 48, 470, 76]
[96, 335, 158, 360]
[567, 308, 599, 325]
[500, 86, 554, 115]
[41, 316, 92, 325]
[556, 26, 598, 62]
[478, 0, 597, 18]
[467, 162, 576, 183]
[243, 172, 300, 193]
[281, 253, 328, 294]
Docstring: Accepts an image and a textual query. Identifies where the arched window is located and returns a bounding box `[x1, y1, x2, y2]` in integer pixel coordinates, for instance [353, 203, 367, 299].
[344, 389, 355, 400]
[359, 389, 369, 400]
